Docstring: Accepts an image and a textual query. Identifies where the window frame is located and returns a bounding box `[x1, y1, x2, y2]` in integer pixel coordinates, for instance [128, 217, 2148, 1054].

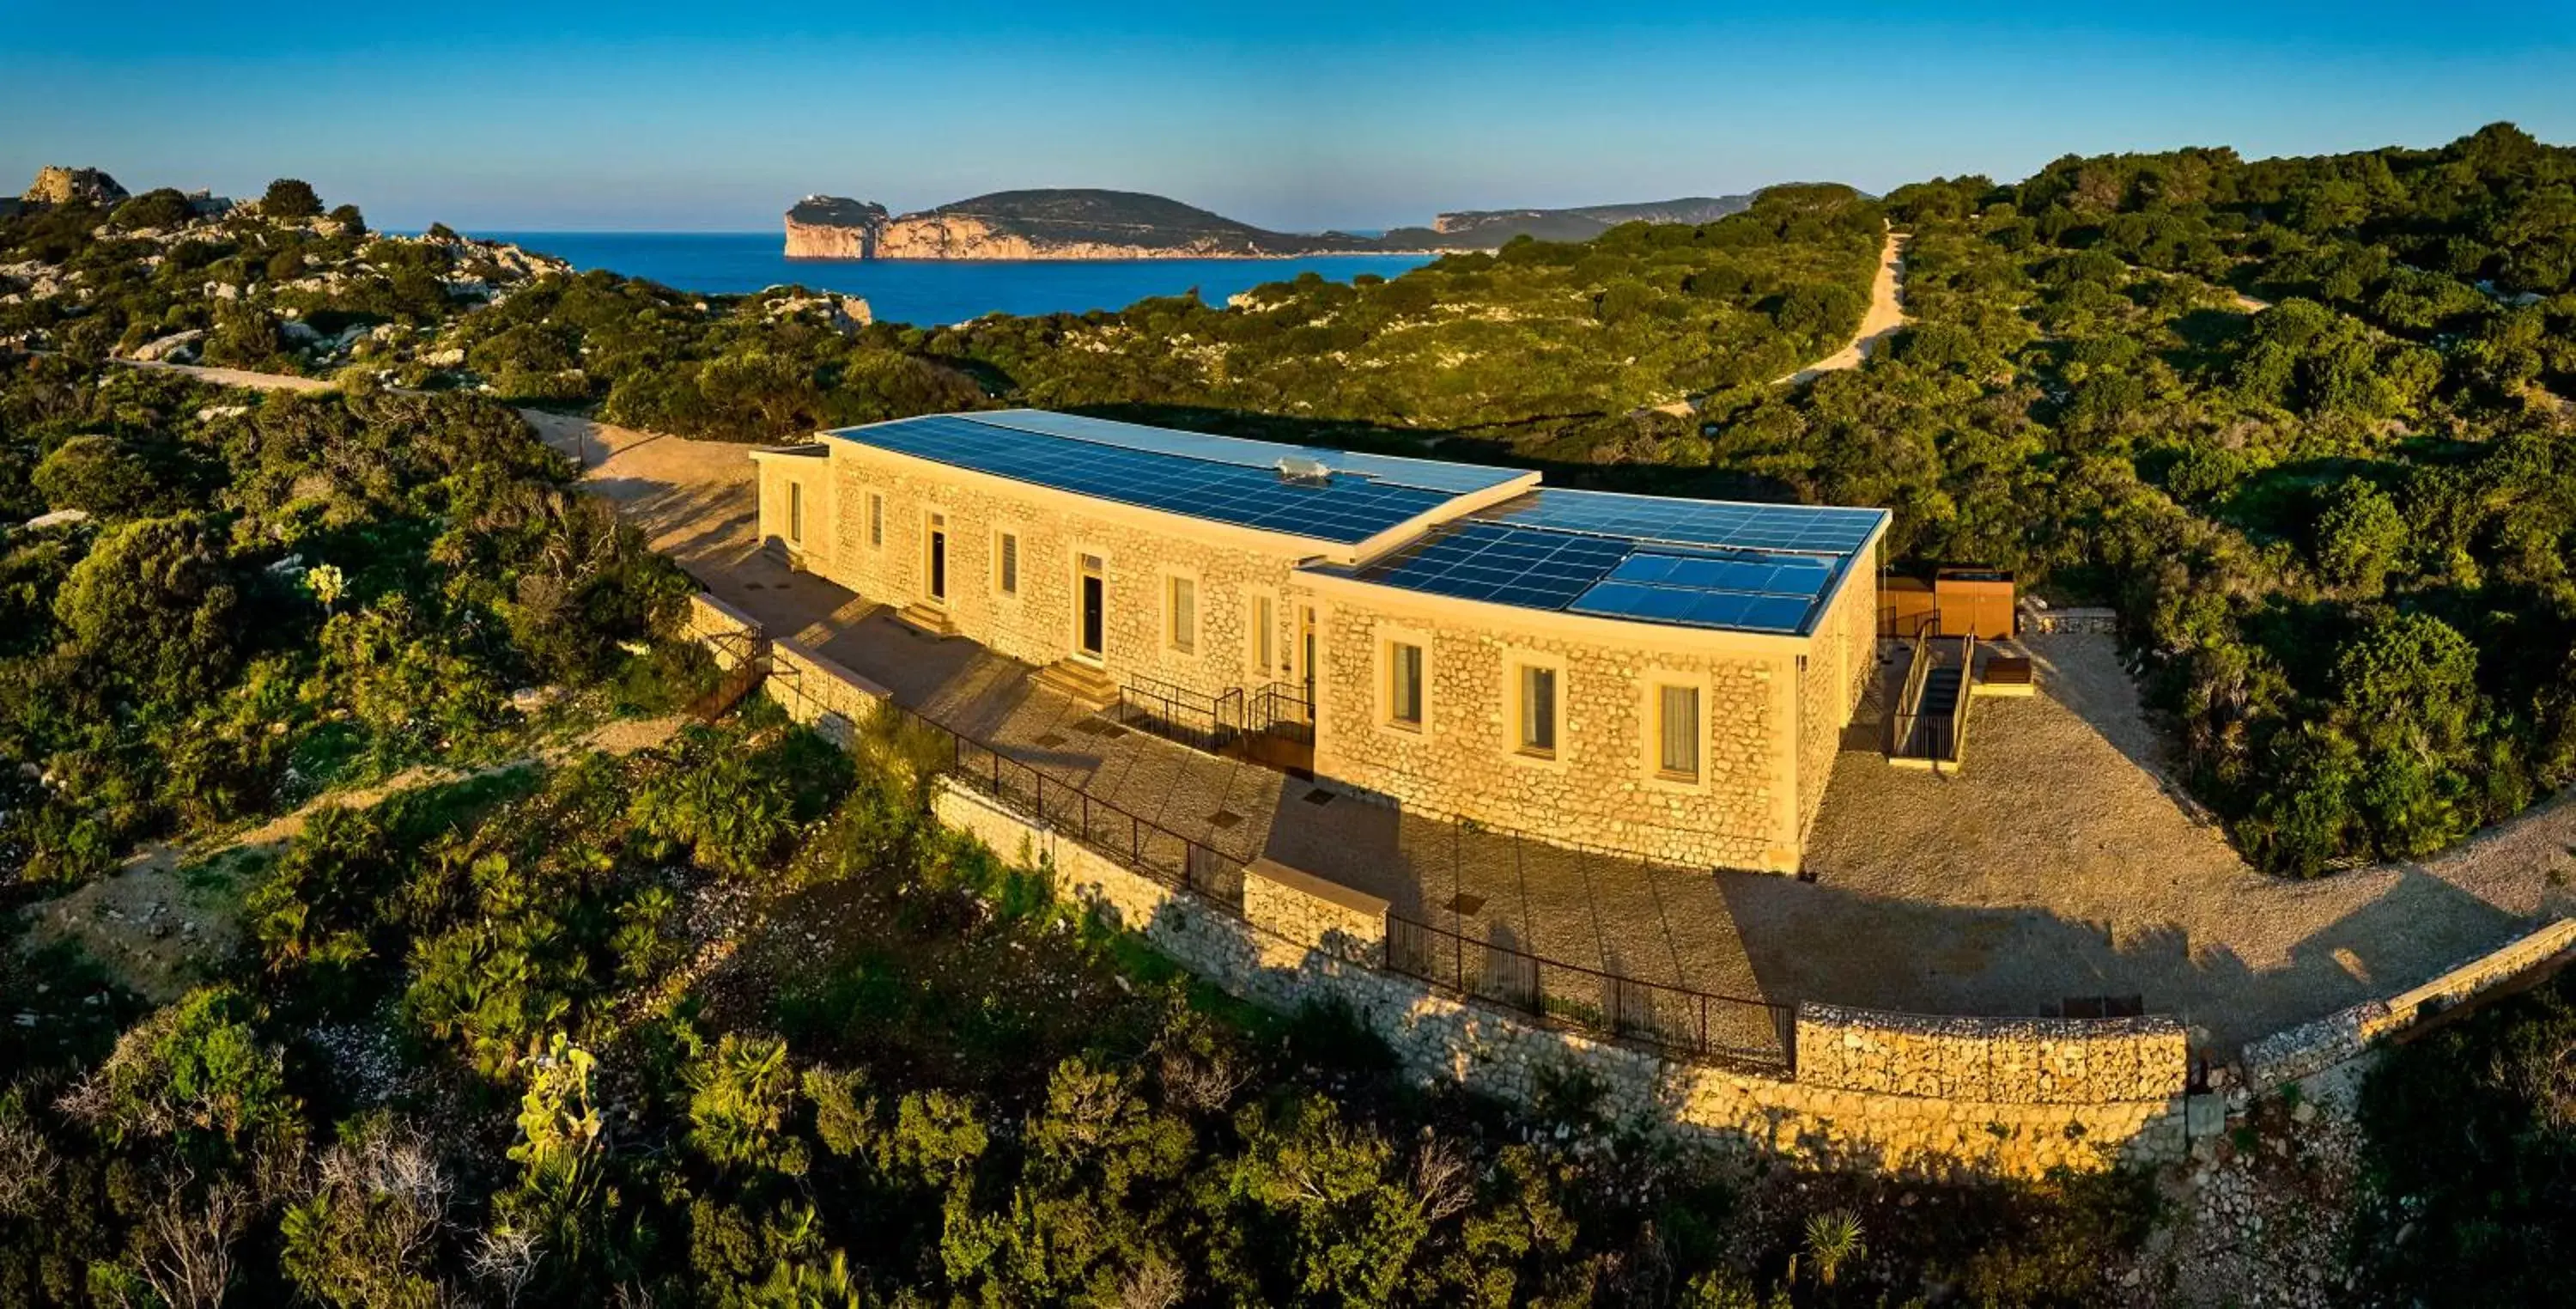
[1245, 588, 1280, 685]
[866, 490, 884, 550]
[1641, 671, 1709, 790]
[1504, 649, 1566, 765]
[786, 480, 803, 545]
[1162, 569, 1199, 656]
[1376, 625, 1434, 735]
[993, 527, 1020, 597]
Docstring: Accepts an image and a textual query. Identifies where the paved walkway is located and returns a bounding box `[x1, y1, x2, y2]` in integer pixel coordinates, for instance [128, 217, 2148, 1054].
[148, 367, 2576, 1058]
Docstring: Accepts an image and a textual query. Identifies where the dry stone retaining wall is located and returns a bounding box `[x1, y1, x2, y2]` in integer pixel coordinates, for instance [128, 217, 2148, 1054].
[682, 593, 762, 669]
[930, 774, 2190, 1177]
[1795, 1005, 2187, 1105]
[2245, 917, 2576, 1089]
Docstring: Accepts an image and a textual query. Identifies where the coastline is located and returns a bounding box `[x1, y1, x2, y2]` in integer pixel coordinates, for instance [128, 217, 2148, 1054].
[781, 247, 1467, 264]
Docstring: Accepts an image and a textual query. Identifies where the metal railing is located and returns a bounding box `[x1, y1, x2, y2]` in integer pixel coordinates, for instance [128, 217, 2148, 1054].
[1386, 914, 1796, 1072]
[1889, 617, 1935, 757]
[733, 612, 1800, 1072]
[1942, 633, 1978, 765]
[762, 646, 1247, 912]
[942, 726, 1246, 911]
[1115, 673, 1315, 757]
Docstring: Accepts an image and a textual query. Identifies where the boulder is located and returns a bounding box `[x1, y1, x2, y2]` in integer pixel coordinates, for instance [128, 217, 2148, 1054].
[129, 329, 204, 362]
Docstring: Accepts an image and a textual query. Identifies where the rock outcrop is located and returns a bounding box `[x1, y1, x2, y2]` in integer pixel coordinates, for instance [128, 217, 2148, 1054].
[784, 188, 1400, 261]
[785, 196, 890, 259]
[22, 166, 129, 207]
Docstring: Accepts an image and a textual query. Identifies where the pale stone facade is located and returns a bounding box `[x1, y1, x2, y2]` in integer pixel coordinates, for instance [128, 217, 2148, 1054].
[752, 417, 1886, 874]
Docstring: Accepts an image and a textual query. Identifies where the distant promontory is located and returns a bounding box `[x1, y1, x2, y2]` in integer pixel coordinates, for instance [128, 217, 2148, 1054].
[784, 187, 1763, 260]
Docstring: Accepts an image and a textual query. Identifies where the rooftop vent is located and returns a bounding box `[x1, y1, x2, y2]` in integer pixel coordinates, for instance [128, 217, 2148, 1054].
[1276, 455, 1333, 485]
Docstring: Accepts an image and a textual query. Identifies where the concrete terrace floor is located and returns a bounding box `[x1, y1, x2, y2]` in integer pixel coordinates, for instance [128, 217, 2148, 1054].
[537, 411, 2576, 1057]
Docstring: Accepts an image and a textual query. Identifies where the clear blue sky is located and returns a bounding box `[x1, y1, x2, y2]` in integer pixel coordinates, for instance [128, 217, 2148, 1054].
[8, 1, 2570, 233]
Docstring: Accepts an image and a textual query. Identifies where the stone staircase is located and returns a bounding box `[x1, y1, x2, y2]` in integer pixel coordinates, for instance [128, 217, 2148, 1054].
[1034, 657, 1120, 712]
[891, 600, 958, 638]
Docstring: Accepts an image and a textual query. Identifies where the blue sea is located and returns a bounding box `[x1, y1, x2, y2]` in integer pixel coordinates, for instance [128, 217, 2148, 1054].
[476, 231, 1434, 326]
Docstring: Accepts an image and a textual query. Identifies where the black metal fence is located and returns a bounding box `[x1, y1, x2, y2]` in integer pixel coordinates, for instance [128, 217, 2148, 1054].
[1386, 914, 1796, 1073]
[762, 648, 1248, 912]
[941, 724, 1246, 911]
[752, 623, 1801, 1073]
[1115, 673, 1315, 758]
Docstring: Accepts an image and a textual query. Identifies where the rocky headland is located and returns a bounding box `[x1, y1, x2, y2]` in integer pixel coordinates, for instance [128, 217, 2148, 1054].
[782, 186, 1783, 260]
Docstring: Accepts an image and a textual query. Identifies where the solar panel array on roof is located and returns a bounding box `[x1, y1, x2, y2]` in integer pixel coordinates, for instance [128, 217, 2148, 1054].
[824, 414, 1452, 545]
[1347, 522, 1850, 636]
[1351, 521, 1630, 610]
[1567, 547, 1827, 632]
[1476, 489, 1884, 556]
[967, 409, 1528, 496]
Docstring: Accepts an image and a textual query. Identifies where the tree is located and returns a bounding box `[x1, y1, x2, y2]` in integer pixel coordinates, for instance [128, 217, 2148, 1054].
[31, 435, 165, 517]
[52, 513, 241, 702]
[263, 178, 325, 220]
[2312, 477, 2407, 591]
[112, 188, 197, 231]
[327, 203, 367, 234]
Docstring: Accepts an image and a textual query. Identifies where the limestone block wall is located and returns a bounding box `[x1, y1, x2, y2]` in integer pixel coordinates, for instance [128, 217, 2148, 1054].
[2019, 603, 2118, 636]
[755, 451, 835, 568]
[681, 593, 762, 670]
[1306, 588, 1796, 871]
[1795, 1005, 2188, 1105]
[927, 774, 2190, 1177]
[1795, 556, 1877, 838]
[2244, 916, 2576, 1089]
[769, 638, 895, 743]
[817, 442, 1306, 701]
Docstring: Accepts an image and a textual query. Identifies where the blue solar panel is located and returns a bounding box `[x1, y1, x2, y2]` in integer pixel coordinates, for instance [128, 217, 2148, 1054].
[1349, 522, 1841, 636]
[825, 414, 1452, 545]
[1476, 489, 1886, 557]
[967, 409, 1528, 496]
[1352, 521, 1629, 611]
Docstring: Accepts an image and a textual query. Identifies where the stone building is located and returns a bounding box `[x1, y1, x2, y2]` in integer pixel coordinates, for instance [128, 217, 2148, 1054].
[752, 410, 1886, 873]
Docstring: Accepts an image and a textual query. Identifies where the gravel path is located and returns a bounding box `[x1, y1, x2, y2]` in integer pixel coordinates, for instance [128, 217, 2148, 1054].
[1773, 227, 1909, 385]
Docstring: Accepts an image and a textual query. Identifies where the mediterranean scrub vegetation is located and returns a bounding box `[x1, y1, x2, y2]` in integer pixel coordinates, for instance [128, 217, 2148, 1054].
[0, 702, 2157, 1305]
[2352, 962, 2576, 1306]
[1632, 123, 2576, 874]
[923, 184, 1888, 435]
[0, 356, 697, 883]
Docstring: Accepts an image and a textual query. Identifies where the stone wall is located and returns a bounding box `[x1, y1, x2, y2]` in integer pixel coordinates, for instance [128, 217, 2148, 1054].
[1795, 1004, 2187, 1105]
[928, 776, 2190, 1177]
[817, 442, 1307, 703]
[2244, 916, 2576, 1089]
[682, 592, 2195, 1176]
[2019, 602, 2118, 635]
[769, 638, 895, 743]
[1308, 588, 1797, 871]
[680, 593, 762, 670]
[1796, 551, 1878, 840]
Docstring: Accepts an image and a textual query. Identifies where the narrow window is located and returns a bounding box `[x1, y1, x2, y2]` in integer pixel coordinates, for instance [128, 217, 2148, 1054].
[1388, 641, 1424, 728]
[1657, 684, 1701, 781]
[787, 482, 803, 545]
[1168, 576, 1197, 654]
[997, 532, 1018, 594]
[1519, 665, 1557, 757]
[1253, 594, 1275, 677]
[867, 492, 884, 548]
